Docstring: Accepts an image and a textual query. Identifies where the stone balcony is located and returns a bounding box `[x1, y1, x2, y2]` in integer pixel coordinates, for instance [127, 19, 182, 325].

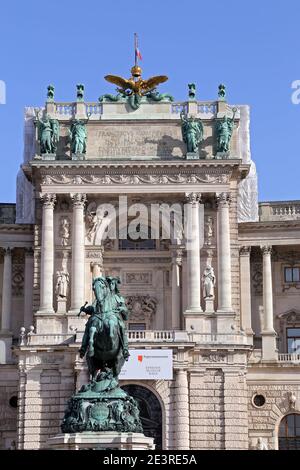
[21, 329, 249, 347]
[46, 99, 238, 121]
[259, 201, 300, 221]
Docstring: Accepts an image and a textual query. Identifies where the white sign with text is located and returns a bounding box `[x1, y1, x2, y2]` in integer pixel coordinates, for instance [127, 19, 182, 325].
[119, 349, 173, 380]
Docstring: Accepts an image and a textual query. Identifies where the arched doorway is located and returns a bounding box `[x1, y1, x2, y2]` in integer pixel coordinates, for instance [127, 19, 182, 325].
[121, 384, 163, 449]
[278, 414, 300, 450]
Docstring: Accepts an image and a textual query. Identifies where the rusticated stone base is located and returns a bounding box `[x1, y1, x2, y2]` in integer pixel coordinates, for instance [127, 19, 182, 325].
[46, 432, 155, 450]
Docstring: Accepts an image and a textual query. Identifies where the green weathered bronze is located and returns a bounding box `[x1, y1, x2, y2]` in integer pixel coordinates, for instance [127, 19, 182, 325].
[145, 90, 174, 103]
[47, 84, 55, 102]
[215, 108, 237, 154]
[99, 89, 174, 110]
[180, 112, 204, 154]
[69, 120, 87, 154]
[98, 92, 126, 103]
[61, 276, 143, 434]
[76, 84, 85, 102]
[188, 83, 196, 100]
[218, 84, 226, 100]
[36, 113, 60, 154]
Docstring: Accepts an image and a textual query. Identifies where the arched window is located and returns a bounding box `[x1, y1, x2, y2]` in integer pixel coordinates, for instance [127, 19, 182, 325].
[121, 384, 163, 449]
[119, 225, 156, 250]
[278, 414, 300, 450]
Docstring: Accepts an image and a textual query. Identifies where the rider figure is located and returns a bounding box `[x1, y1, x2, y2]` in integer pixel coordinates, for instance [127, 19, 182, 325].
[78, 278, 106, 358]
[107, 276, 130, 360]
[78, 276, 130, 361]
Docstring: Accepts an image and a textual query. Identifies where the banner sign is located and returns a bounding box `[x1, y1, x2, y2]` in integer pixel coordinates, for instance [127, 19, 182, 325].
[119, 349, 173, 380]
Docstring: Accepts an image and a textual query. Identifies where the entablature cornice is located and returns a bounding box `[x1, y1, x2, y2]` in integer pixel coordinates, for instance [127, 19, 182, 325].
[24, 160, 250, 195]
[238, 221, 300, 246]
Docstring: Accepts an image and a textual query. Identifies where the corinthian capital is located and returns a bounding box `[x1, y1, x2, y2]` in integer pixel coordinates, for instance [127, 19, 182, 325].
[261, 245, 272, 256]
[70, 193, 87, 207]
[216, 192, 231, 207]
[171, 246, 183, 266]
[239, 246, 251, 256]
[185, 192, 201, 204]
[40, 193, 56, 208]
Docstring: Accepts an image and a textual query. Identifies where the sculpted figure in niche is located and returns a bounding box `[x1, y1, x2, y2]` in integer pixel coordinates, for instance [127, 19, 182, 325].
[205, 216, 213, 245]
[288, 391, 297, 410]
[86, 210, 98, 243]
[256, 437, 268, 450]
[60, 217, 71, 246]
[56, 269, 69, 298]
[202, 265, 216, 299]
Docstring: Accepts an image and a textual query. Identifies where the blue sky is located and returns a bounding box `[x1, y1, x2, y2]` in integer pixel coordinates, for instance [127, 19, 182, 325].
[0, 0, 299, 203]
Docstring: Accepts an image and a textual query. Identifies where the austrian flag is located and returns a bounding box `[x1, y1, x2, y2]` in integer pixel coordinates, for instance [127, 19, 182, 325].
[136, 47, 142, 61]
[134, 33, 142, 61]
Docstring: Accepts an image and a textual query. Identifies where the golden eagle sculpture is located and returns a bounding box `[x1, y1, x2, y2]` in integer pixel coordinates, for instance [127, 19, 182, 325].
[105, 66, 168, 97]
[99, 65, 173, 110]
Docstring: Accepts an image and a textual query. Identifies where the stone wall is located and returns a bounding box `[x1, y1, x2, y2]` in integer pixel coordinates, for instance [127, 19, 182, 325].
[0, 366, 18, 450]
[17, 352, 75, 449]
[248, 380, 300, 450]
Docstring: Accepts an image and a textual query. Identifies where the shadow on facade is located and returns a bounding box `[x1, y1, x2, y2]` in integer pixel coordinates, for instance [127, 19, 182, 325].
[121, 384, 162, 449]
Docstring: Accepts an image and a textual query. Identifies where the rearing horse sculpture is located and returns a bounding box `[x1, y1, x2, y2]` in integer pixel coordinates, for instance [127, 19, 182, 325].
[78, 276, 129, 380]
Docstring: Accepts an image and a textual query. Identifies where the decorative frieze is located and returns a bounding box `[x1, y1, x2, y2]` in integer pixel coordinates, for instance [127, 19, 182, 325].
[124, 272, 152, 285]
[42, 173, 230, 186]
[86, 250, 104, 260]
[201, 352, 226, 362]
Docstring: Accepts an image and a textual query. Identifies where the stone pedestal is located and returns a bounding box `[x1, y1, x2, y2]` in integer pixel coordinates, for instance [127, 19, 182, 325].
[57, 297, 67, 314]
[72, 153, 85, 161]
[42, 153, 56, 161]
[186, 152, 199, 160]
[215, 151, 230, 160]
[204, 297, 215, 314]
[46, 432, 155, 450]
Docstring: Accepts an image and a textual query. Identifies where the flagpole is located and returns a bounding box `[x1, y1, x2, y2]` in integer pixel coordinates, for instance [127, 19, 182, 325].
[134, 32, 137, 66]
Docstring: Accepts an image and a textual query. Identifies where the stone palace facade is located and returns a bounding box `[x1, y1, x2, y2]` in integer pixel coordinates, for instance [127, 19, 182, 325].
[0, 84, 300, 450]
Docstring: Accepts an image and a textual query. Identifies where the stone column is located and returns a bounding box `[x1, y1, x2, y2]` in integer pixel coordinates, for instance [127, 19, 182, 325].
[171, 247, 183, 330]
[24, 248, 34, 327]
[185, 192, 202, 312]
[261, 245, 277, 360]
[1, 247, 12, 331]
[39, 194, 56, 313]
[174, 368, 190, 450]
[239, 246, 253, 338]
[216, 192, 232, 312]
[70, 193, 86, 313]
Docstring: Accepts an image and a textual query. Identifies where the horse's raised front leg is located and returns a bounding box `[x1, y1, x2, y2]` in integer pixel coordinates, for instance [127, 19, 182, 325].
[88, 326, 97, 357]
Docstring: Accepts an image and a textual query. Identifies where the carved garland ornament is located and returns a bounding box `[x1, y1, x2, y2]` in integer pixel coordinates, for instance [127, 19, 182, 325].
[42, 173, 230, 186]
